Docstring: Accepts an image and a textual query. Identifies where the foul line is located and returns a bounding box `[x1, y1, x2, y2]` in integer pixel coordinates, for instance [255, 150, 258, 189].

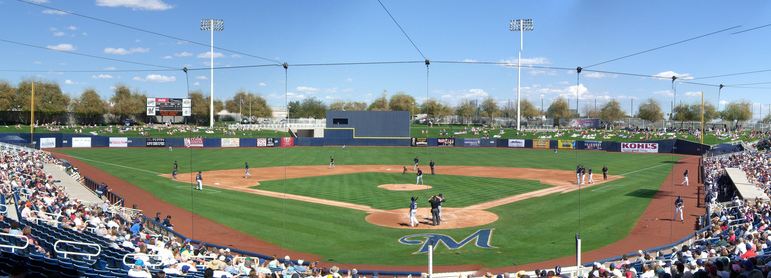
[65, 155, 222, 193]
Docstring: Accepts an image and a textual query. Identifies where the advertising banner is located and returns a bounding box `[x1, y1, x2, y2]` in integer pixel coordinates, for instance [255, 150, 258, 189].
[558, 140, 575, 149]
[533, 139, 550, 149]
[437, 138, 455, 146]
[256, 138, 268, 147]
[221, 138, 240, 148]
[507, 139, 526, 148]
[72, 137, 92, 148]
[411, 138, 428, 147]
[280, 137, 295, 147]
[621, 142, 659, 153]
[184, 138, 204, 148]
[146, 138, 166, 147]
[463, 138, 481, 147]
[39, 137, 56, 149]
[109, 137, 128, 148]
[585, 140, 603, 150]
[569, 118, 601, 128]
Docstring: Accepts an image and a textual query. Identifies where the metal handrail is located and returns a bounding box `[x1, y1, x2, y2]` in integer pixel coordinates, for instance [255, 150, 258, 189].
[25, 217, 61, 226]
[0, 232, 29, 252]
[53, 240, 101, 259]
[123, 253, 164, 268]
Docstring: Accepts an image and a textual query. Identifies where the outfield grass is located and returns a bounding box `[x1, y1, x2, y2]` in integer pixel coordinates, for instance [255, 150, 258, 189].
[255, 172, 548, 210]
[58, 147, 678, 267]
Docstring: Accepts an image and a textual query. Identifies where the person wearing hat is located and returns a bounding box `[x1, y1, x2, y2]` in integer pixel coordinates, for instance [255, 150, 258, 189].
[127, 259, 151, 278]
[409, 196, 419, 227]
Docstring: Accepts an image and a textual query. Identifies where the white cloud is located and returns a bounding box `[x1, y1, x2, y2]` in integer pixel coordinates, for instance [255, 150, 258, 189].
[296, 86, 319, 94]
[174, 51, 192, 57]
[197, 51, 224, 59]
[287, 92, 306, 100]
[583, 72, 618, 79]
[345, 77, 353, 83]
[33, 61, 42, 65]
[103, 66, 117, 70]
[28, 0, 49, 3]
[162, 55, 172, 59]
[95, 0, 173, 11]
[653, 90, 674, 97]
[462, 58, 478, 63]
[193, 81, 200, 86]
[64, 79, 77, 85]
[104, 47, 149, 55]
[258, 82, 267, 87]
[653, 71, 693, 80]
[52, 31, 65, 37]
[684, 91, 702, 97]
[498, 57, 550, 68]
[133, 74, 176, 83]
[440, 88, 489, 101]
[67, 25, 78, 31]
[92, 74, 113, 79]
[195, 75, 207, 80]
[42, 9, 67, 15]
[47, 43, 75, 51]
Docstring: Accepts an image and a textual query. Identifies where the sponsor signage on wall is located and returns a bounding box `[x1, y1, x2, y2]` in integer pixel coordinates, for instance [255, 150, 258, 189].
[437, 138, 455, 146]
[558, 140, 574, 149]
[39, 138, 56, 149]
[146, 138, 166, 147]
[280, 137, 295, 147]
[109, 137, 128, 148]
[533, 139, 550, 149]
[221, 138, 240, 148]
[463, 138, 481, 147]
[184, 138, 204, 148]
[72, 137, 92, 148]
[621, 142, 659, 153]
[507, 139, 525, 148]
[411, 138, 428, 147]
[585, 141, 603, 150]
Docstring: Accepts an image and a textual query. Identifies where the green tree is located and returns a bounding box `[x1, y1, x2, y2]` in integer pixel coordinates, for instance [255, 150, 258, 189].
[546, 97, 571, 126]
[637, 98, 663, 125]
[225, 90, 271, 117]
[600, 100, 626, 126]
[721, 101, 752, 123]
[762, 114, 771, 124]
[455, 100, 476, 124]
[672, 104, 694, 123]
[73, 89, 107, 124]
[583, 104, 600, 118]
[109, 85, 146, 122]
[421, 99, 453, 122]
[367, 94, 389, 111]
[188, 91, 211, 125]
[480, 97, 499, 123]
[17, 80, 70, 124]
[0, 81, 15, 111]
[520, 99, 541, 119]
[330, 101, 367, 111]
[291, 97, 327, 118]
[388, 93, 417, 115]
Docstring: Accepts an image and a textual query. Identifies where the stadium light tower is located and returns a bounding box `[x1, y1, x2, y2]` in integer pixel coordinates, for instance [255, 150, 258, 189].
[509, 18, 534, 131]
[201, 19, 224, 128]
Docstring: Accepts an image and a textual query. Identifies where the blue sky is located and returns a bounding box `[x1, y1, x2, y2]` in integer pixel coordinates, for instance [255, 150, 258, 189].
[1, 0, 770, 118]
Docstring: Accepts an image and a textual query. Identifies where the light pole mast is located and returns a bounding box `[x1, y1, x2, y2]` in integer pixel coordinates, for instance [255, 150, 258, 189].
[510, 19, 534, 131]
[201, 19, 224, 128]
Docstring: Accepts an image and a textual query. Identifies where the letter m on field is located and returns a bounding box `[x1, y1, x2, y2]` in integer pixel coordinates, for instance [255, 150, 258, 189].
[398, 229, 495, 254]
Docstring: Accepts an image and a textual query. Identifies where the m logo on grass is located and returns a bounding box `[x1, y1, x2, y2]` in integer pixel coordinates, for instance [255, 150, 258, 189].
[398, 229, 495, 254]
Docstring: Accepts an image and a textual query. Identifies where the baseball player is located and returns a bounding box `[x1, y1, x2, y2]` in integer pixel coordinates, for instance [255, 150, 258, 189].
[402, 166, 408, 175]
[172, 160, 178, 180]
[244, 161, 251, 179]
[587, 168, 594, 184]
[416, 168, 424, 185]
[429, 160, 436, 175]
[428, 195, 442, 226]
[436, 193, 445, 223]
[409, 196, 418, 227]
[674, 196, 684, 222]
[329, 156, 335, 169]
[602, 165, 608, 180]
[195, 171, 203, 191]
[682, 169, 689, 186]
[576, 165, 582, 185]
[413, 157, 420, 171]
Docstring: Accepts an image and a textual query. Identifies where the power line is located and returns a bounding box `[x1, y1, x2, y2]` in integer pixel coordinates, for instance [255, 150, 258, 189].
[186, 64, 281, 71]
[691, 68, 771, 80]
[376, 0, 427, 60]
[0, 38, 179, 70]
[432, 60, 574, 71]
[0, 69, 172, 73]
[15, 0, 282, 65]
[583, 25, 742, 68]
[291, 60, 424, 67]
[731, 23, 771, 35]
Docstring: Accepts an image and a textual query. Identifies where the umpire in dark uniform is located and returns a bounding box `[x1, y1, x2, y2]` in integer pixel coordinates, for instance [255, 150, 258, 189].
[428, 195, 443, 226]
[429, 160, 436, 175]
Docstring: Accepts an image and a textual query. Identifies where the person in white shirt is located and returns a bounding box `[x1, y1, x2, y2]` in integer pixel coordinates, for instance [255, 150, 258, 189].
[127, 260, 152, 278]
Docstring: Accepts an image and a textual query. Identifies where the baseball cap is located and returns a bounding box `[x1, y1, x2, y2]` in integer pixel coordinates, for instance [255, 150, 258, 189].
[181, 265, 191, 272]
[135, 259, 144, 267]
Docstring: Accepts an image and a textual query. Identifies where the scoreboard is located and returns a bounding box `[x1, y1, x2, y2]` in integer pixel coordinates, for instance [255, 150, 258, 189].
[146, 97, 191, 116]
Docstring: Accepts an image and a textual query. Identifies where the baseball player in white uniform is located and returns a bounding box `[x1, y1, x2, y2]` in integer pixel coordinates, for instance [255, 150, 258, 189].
[682, 169, 689, 186]
[588, 168, 594, 184]
[409, 197, 418, 227]
[195, 171, 203, 191]
[674, 196, 684, 222]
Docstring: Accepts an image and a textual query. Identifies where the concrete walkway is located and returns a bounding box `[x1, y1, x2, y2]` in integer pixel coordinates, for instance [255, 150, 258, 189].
[44, 164, 103, 204]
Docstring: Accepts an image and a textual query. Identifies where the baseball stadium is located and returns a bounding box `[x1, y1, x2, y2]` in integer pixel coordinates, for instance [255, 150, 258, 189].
[1, 1, 771, 278]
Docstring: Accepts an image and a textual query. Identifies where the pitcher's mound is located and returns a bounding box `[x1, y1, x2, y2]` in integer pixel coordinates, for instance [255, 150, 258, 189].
[366, 208, 498, 229]
[378, 184, 432, 191]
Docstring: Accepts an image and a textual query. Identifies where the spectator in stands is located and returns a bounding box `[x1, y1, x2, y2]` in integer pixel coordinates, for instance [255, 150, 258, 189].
[162, 215, 174, 230]
[128, 259, 152, 278]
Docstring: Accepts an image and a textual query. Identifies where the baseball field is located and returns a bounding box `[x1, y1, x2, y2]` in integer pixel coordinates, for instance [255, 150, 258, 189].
[53, 146, 694, 270]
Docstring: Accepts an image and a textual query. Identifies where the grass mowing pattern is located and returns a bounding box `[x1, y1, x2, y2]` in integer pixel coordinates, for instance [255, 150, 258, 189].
[255, 172, 548, 210]
[58, 147, 678, 267]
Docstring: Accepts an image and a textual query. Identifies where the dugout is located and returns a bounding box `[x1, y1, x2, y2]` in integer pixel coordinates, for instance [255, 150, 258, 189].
[324, 111, 411, 146]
